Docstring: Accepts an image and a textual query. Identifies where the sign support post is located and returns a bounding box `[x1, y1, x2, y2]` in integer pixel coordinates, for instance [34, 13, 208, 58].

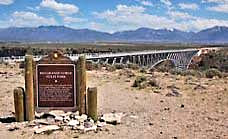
[77, 56, 86, 114]
[14, 87, 25, 122]
[87, 87, 97, 121]
[25, 55, 35, 121]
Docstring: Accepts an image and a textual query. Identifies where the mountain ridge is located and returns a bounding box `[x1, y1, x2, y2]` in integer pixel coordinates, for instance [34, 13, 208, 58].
[0, 26, 227, 43]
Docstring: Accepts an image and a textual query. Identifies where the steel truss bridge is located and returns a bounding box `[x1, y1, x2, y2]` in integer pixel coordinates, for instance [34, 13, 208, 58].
[0, 48, 200, 70]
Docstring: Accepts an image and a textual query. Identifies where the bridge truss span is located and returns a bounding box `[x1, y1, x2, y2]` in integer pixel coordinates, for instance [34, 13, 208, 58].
[0, 48, 200, 70]
[87, 49, 199, 70]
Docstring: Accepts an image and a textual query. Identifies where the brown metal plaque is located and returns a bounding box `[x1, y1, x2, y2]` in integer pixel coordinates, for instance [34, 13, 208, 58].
[36, 64, 76, 108]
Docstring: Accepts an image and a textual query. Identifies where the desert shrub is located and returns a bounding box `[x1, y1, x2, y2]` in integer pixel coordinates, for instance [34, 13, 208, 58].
[140, 68, 147, 73]
[94, 63, 102, 70]
[149, 67, 156, 73]
[182, 70, 203, 77]
[86, 61, 103, 70]
[169, 69, 183, 75]
[106, 65, 116, 72]
[127, 63, 139, 70]
[169, 69, 203, 77]
[115, 64, 125, 69]
[90, 63, 102, 70]
[205, 68, 222, 78]
[132, 76, 147, 88]
[124, 70, 135, 78]
[156, 66, 169, 72]
[154, 60, 175, 72]
[197, 49, 228, 72]
[86, 61, 93, 70]
[148, 79, 160, 87]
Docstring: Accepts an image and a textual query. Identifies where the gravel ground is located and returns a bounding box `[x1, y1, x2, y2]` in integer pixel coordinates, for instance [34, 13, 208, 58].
[0, 64, 227, 139]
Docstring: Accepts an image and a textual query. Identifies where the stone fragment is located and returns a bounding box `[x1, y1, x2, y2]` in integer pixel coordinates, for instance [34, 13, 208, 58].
[55, 116, 63, 121]
[49, 110, 65, 117]
[27, 122, 36, 127]
[81, 114, 88, 120]
[7, 125, 20, 131]
[194, 84, 207, 90]
[101, 113, 124, 125]
[0, 116, 16, 123]
[84, 121, 93, 128]
[34, 125, 60, 134]
[46, 116, 55, 124]
[35, 119, 49, 125]
[74, 115, 81, 120]
[74, 111, 80, 116]
[68, 120, 79, 127]
[76, 125, 85, 131]
[96, 121, 106, 127]
[60, 112, 72, 117]
[41, 113, 55, 119]
[129, 115, 138, 119]
[166, 89, 182, 97]
[78, 114, 87, 122]
[84, 125, 97, 132]
[125, 79, 131, 82]
[63, 116, 70, 123]
[167, 84, 180, 90]
[153, 90, 161, 94]
[35, 112, 44, 119]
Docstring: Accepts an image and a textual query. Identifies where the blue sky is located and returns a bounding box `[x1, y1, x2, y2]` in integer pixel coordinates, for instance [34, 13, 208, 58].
[0, 0, 228, 32]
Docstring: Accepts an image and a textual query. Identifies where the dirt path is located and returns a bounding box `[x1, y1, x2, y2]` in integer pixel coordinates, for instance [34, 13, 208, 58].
[0, 65, 227, 139]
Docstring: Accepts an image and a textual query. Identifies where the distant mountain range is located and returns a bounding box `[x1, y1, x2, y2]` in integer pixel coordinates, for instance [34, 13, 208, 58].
[0, 25, 227, 43]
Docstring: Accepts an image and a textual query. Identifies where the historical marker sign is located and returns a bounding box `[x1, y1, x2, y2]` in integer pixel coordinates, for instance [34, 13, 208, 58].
[35, 51, 77, 112]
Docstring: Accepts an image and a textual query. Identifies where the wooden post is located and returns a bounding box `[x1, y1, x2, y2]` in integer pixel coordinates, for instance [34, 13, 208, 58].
[14, 87, 25, 122]
[25, 55, 35, 121]
[87, 87, 98, 121]
[76, 55, 86, 114]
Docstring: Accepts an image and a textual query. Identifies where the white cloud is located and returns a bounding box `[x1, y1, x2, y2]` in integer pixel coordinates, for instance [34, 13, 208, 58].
[160, 0, 172, 6]
[202, 0, 228, 3]
[186, 18, 228, 30]
[208, 4, 228, 13]
[0, 0, 14, 5]
[135, 0, 153, 6]
[40, 0, 79, 16]
[178, 3, 199, 10]
[141, 1, 153, 6]
[94, 5, 179, 30]
[88, 22, 121, 33]
[93, 4, 228, 32]
[63, 17, 86, 24]
[27, 6, 40, 11]
[203, 0, 228, 13]
[9, 11, 57, 27]
[168, 11, 196, 20]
